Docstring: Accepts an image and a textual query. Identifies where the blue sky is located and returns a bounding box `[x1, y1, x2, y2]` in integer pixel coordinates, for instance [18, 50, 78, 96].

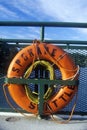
[0, 0, 87, 41]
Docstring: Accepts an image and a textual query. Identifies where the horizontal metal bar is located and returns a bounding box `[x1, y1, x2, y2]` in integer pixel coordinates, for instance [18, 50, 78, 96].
[44, 40, 87, 45]
[0, 108, 87, 115]
[0, 21, 87, 28]
[5, 77, 79, 86]
[0, 108, 26, 113]
[0, 38, 33, 43]
[1, 38, 87, 45]
[66, 46, 87, 49]
[1, 44, 86, 49]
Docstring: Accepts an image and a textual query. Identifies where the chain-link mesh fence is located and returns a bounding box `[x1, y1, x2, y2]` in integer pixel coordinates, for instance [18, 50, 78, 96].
[61, 48, 87, 114]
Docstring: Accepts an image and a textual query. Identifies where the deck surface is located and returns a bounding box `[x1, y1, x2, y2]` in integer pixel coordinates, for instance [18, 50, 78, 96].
[0, 112, 87, 130]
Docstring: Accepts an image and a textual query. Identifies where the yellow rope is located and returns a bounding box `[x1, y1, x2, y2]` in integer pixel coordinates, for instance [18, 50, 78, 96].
[24, 60, 55, 104]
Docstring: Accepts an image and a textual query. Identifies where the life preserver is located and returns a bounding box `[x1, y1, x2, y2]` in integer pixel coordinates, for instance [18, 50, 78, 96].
[6, 42, 79, 115]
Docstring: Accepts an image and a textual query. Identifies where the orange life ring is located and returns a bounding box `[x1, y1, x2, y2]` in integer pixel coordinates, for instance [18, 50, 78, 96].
[7, 42, 79, 115]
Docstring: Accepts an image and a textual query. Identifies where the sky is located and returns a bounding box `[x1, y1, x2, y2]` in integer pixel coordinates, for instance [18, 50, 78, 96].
[0, 0, 87, 41]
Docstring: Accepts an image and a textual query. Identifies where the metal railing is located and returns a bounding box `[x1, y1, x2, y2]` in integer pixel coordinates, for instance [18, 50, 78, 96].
[0, 21, 87, 115]
[0, 21, 87, 49]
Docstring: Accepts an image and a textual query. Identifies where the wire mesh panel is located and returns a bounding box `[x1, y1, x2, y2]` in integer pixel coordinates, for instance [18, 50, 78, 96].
[60, 48, 87, 114]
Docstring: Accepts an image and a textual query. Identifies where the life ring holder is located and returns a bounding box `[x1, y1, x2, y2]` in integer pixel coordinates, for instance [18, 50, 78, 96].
[4, 41, 79, 115]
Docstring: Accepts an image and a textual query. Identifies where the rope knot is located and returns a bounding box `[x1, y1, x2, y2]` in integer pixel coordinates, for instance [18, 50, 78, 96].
[33, 39, 41, 45]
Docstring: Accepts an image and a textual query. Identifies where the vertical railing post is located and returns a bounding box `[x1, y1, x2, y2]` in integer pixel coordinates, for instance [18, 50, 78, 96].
[40, 26, 45, 42]
[38, 82, 44, 117]
[67, 43, 70, 49]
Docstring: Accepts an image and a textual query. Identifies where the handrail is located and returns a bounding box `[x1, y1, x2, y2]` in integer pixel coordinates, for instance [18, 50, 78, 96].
[1, 38, 87, 44]
[0, 21, 87, 47]
[0, 21, 87, 28]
